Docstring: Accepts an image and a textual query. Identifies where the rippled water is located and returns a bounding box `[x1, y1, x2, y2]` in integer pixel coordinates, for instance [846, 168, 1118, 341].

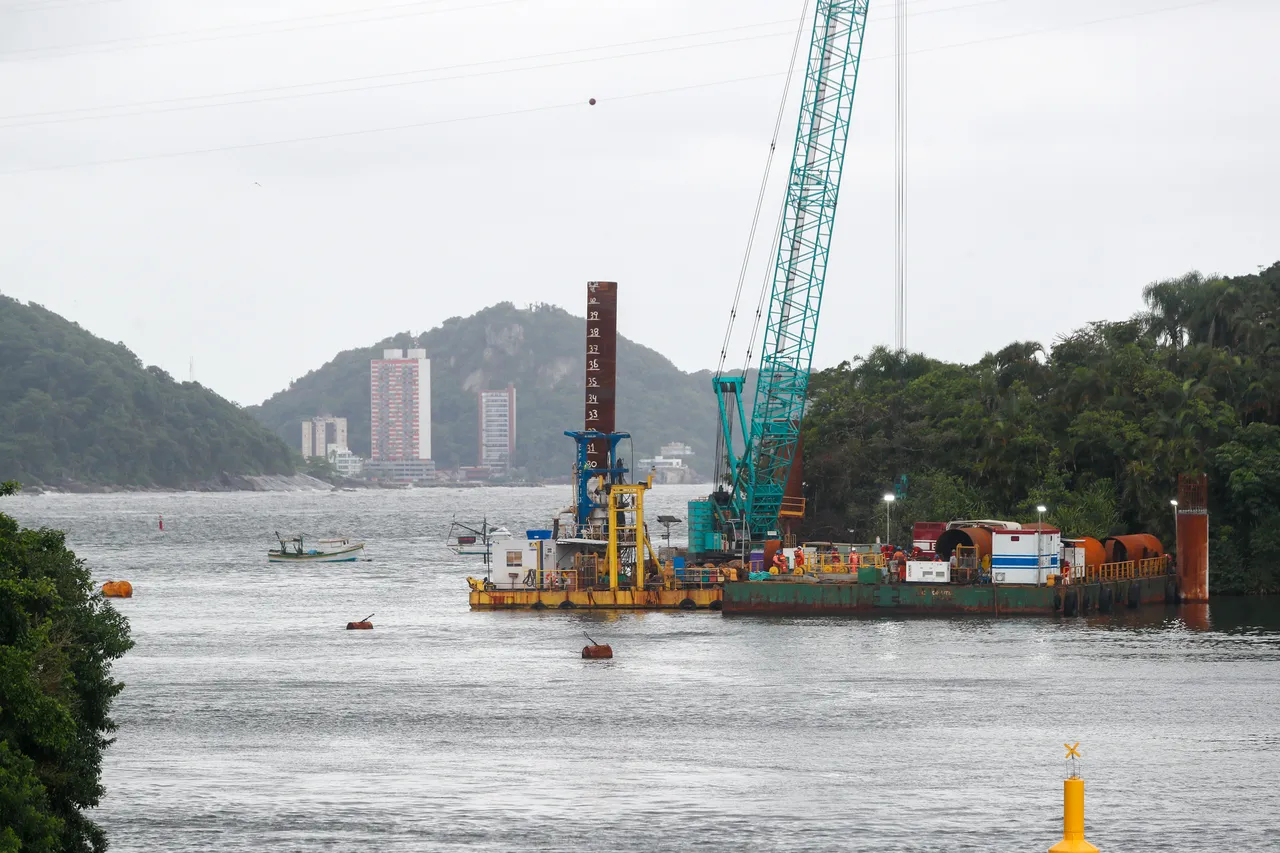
[6, 486, 1280, 852]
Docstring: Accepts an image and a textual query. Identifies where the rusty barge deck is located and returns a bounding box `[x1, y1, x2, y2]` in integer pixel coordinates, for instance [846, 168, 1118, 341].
[721, 574, 1178, 616]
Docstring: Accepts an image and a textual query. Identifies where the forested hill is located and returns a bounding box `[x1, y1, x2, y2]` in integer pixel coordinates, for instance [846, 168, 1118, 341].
[800, 261, 1280, 595]
[250, 302, 719, 479]
[0, 296, 297, 489]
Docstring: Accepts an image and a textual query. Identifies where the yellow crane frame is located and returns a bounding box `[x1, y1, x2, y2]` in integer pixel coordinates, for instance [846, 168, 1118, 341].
[605, 477, 660, 591]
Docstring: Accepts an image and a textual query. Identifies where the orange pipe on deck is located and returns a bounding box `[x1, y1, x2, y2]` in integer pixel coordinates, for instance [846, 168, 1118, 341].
[1103, 534, 1164, 563]
[1075, 537, 1106, 568]
[933, 527, 994, 560]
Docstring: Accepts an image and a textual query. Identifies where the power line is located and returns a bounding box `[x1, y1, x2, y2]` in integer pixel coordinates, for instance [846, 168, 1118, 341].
[0, 0, 1021, 130]
[908, 0, 1225, 58]
[1, 0, 124, 13]
[0, 22, 796, 129]
[0, 0, 531, 60]
[0, 73, 781, 177]
[0, 0, 1011, 62]
[0, 0, 1228, 177]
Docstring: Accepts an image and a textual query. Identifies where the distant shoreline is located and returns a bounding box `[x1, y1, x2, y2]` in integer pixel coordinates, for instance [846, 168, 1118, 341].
[16, 477, 713, 495]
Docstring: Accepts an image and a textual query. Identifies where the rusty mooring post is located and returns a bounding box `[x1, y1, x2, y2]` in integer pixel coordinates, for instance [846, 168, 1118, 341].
[1175, 474, 1209, 603]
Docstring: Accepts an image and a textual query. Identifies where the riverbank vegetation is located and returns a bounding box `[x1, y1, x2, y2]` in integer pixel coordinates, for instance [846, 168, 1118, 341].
[0, 481, 133, 851]
[0, 296, 297, 489]
[800, 262, 1280, 595]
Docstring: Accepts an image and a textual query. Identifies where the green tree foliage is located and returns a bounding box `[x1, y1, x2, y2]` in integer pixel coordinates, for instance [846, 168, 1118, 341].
[302, 456, 340, 484]
[1, 483, 133, 851]
[250, 302, 719, 479]
[802, 262, 1280, 594]
[0, 296, 297, 489]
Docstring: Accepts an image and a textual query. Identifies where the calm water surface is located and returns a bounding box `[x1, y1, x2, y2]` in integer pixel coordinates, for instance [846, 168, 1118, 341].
[8, 486, 1280, 852]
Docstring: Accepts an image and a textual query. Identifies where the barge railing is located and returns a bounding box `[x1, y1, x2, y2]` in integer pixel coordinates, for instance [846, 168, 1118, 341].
[805, 552, 888, 573]
[1083, 555, 1170, 583]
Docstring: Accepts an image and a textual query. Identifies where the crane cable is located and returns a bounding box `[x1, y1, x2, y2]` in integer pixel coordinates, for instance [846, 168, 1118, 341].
[712, 0, 812, 489]
[895, 0, 909, 352]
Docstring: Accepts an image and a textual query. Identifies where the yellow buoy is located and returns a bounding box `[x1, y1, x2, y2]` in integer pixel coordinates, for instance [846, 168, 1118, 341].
[1049, 742, 1099, 853]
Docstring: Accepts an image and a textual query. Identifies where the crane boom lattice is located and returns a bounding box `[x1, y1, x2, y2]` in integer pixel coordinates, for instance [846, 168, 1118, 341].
[711, 0, 870, 546]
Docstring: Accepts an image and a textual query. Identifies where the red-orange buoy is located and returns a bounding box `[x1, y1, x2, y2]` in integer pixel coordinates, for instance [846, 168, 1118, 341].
[102, 580, 133, 598]
[581, 631, 610, 658]
[346, 612, 374, 630]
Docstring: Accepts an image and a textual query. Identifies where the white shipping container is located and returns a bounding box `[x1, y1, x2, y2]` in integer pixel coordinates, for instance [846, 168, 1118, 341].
[992, 528, 1060, 585]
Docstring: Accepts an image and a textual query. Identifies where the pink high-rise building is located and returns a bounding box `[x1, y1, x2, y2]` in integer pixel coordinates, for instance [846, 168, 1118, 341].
[370, 349, 431, 462]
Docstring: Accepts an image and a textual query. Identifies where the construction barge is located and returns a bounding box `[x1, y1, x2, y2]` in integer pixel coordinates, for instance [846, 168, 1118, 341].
[461, 273, 1211, 616]
[465, 467, 731, 611]
[722, 565, 1177, 616]
[719, 476, 1210, 617]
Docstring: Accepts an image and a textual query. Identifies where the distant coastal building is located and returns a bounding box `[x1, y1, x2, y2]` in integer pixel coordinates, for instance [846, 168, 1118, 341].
[301, 416, 348, 460]
[478, 385, 517, 473]
[369, 348, 432, 482]
[638, 441, 699, 485]
[326, 446, 365, 478]
[659, 441, 694, 460]
[363, 457, 436, 482]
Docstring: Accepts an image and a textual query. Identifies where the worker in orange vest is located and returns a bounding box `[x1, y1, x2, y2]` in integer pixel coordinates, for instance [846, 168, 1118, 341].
[793, 547, 805, 573]
[893, 548, 906, 583]
[771, 550, 786, 574]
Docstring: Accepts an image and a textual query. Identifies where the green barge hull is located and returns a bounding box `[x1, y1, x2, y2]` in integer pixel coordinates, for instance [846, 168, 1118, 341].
[722, 574, 1178, 616]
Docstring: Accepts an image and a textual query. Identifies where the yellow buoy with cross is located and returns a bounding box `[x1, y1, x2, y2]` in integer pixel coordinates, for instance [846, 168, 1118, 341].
[1049, 742, 1099, 853]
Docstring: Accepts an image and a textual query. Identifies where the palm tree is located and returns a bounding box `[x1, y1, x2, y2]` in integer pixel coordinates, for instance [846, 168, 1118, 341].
[1142, 272, 1202, 351]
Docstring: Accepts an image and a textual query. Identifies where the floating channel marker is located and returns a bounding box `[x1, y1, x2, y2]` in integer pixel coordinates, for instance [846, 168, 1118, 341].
[1048, 742, 1099, 853]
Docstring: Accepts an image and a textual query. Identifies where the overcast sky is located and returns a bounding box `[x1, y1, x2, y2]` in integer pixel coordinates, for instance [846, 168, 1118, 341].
[1, 0, 1276, 406]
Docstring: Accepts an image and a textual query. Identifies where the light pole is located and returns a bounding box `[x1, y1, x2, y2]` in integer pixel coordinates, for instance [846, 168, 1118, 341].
[1036, 504, 1047, 583]
[883, 493, 895, 547]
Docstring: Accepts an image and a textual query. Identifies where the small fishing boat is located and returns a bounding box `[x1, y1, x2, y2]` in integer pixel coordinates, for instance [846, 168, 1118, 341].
[269, 533, 365, 563]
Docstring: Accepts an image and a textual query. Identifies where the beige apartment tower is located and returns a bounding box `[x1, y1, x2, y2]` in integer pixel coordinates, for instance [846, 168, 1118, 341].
[478, 385, 516, 473]
[301, 416, 348, 459]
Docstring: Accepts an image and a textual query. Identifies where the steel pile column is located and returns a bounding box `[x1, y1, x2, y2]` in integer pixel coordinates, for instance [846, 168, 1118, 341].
[584, 281, 618, 476]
